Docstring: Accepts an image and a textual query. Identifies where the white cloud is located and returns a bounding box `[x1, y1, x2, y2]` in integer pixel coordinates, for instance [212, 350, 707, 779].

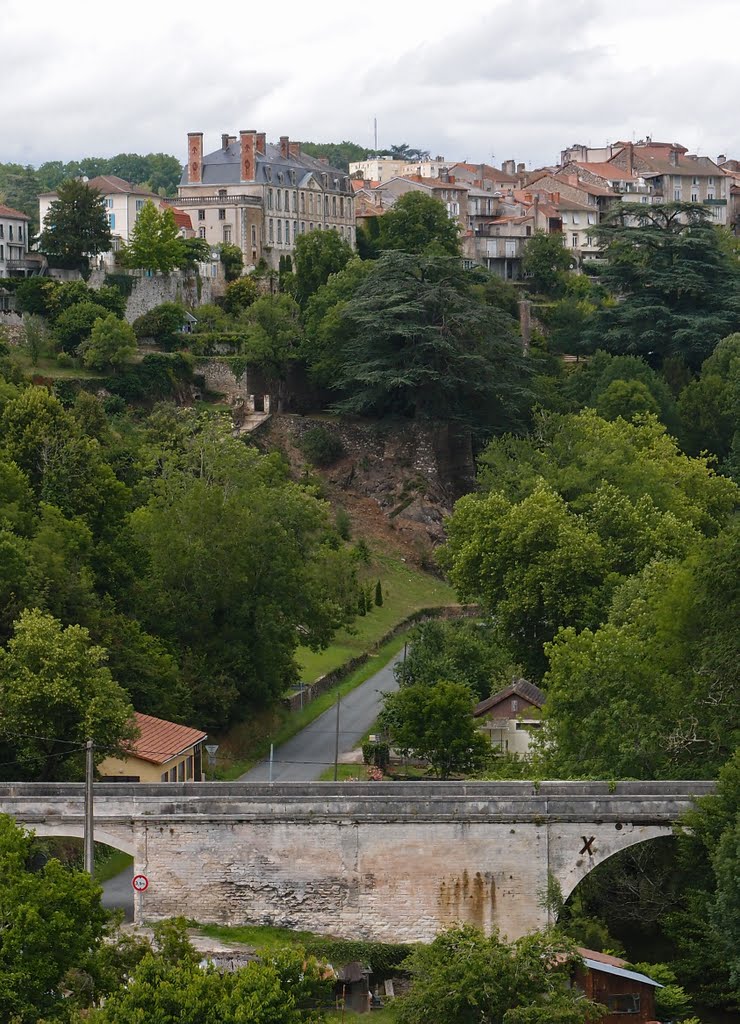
[1, 0, 737, 168]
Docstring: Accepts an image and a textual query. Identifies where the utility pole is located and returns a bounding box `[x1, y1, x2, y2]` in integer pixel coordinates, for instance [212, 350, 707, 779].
[333, 693, 341, 781]
[84, 739, 94, 876]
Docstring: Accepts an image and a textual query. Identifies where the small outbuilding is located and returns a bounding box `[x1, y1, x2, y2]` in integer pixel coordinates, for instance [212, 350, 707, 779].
[574, 948, 662, 1023]
[473, 678, 545, 755]
[98, 711, 207, 783]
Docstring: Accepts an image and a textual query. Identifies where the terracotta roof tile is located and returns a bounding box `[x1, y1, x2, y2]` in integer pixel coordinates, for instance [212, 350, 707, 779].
[0, 204, 31, 220]
[127, 712, 207, 765]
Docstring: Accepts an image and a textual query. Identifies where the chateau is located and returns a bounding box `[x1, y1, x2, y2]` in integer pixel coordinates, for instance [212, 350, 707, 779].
[174, 131, 355, 269]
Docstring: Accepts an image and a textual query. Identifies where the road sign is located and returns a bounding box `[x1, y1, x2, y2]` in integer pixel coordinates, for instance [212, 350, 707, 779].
[132, 873, 149, 892]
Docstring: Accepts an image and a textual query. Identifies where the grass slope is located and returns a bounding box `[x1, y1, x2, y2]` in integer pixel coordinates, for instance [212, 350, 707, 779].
[297, 552, 454, 683]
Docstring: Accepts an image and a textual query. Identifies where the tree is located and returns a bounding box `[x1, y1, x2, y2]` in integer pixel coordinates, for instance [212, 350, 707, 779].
[54, 300, 111, 352]
[589, 202, 740, 368]
[132, 302, 186, 349]
[123, 201, 184, 273]
[594, 378, 661, 421]
[380, 680, 489, 778]
[301, 257, 372, 388]
[375, 580, 383, 606]
[88, 923, 332, 1024]
[395, 619, 517, 702]
[0, 608, 135, 780]
[219, 241, 244, 281]
[128, 425, 356, 726]
[222, 274, 260, 315]
[178, 236, 212, 271]
[38, 178, 112, 267]
[80, 313, 137, 370]
[396, 926, 604, 1024]
[14, 276, 58, 317]
[541, 526, 739, 779]
[377, 191, 460, 256]
[678, 332, 740, 465]
[522, 231, 574, 296]
[292, 228, 353, 306]
[0, 815, 109, 1023]
[334, 251, 529, 432]
[22, 313, 45, 366]
[240, 293, 303, 382]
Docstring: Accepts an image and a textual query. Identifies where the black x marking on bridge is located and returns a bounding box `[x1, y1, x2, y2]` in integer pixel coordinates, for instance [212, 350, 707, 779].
[580, 836, 596, 856]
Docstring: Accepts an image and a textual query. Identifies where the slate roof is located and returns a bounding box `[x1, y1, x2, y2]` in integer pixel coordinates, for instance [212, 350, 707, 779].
[127, 712, 207, 765]
[39, 175, 159, 198]
[0, 204, 31, 220]
[474, 679, 546, 717]
[180, 142, 348, 189]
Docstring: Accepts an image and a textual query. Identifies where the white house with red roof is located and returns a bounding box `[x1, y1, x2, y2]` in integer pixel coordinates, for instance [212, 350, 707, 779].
[0, 203, 32, 277]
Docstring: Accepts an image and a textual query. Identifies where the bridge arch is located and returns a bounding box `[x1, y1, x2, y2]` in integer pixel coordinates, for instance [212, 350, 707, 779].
[550, 821, 673, 906]
[31, 822, 136, 857]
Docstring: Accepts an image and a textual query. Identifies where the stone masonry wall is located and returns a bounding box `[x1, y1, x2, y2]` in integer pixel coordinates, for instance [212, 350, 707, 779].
[87, 269, 227, 323]
[0, 781, 712, 943]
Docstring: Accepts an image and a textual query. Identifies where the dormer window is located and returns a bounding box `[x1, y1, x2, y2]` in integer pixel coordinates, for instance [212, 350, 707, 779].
[277, 172, 284, 184]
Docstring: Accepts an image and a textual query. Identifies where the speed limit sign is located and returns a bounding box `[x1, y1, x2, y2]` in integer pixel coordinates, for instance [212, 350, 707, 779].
[132, 873, 149, 892]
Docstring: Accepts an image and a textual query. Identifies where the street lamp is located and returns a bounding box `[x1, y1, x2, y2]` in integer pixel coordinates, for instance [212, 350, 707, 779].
[205, 744, 219, 780]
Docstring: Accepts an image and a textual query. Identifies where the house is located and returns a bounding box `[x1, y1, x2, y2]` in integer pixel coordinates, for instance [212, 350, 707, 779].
[574, 948, 662, 1024]
[473, 679, 545, 755]
[37, 176, 194, 264]
[349, 156, 449, 183]
[449, 161, 520, 193]
[98, 711, 207, 783]
[374, 171, 470, 235]
[175, 131, 355, 270]
[0, 203, 33, 277]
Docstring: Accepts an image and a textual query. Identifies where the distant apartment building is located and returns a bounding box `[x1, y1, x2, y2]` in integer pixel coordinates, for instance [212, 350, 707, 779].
[373, 170, 470, 235]
[0, 204, 32, 277]
[349, 156, 448, 183]
[175, 132, 355, 270]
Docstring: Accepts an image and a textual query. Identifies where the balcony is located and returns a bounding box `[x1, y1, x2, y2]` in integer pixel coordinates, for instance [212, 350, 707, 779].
[703, 198, 727, 206]
[163, 195, 262, 208]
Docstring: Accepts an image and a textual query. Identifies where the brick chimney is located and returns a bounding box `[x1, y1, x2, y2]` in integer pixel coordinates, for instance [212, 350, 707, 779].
[187, 132, 203, 184]
[221, 133, 230, 151]
[280, 135, 290, 160]
[240, 130, 257, 182]
[289, 141, 302, 159]
[669, 148, 679, 167]
[256, 132, 266, 155]
[625, 141, 634, 175]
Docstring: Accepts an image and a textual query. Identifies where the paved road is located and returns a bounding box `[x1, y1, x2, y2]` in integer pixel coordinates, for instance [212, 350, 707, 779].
[101, 863, 134, 921]
[240, 651, 402, 782]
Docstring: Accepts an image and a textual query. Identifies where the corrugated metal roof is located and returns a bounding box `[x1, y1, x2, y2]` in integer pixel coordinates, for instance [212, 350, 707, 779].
[583, 959, 663, 988]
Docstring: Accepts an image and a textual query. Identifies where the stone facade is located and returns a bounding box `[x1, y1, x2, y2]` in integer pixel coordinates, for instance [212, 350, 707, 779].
[1, 781, 713, 942]
[87, 268, 225, 323]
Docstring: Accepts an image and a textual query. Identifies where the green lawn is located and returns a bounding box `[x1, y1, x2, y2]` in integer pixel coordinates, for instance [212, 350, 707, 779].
[95, 849, 133, 883]
[327, 1009, 396, 1024]
[10, 351, 106, 380]
[296, 552, 455, 683]
[198, 922, 320, 952]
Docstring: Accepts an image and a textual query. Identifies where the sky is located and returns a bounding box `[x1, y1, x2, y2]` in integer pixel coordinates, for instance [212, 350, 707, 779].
[2, 0, 738, 170]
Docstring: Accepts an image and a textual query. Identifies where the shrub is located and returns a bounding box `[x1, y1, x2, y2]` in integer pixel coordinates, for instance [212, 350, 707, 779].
[222, 275, 260, 315]
[132, 302, 186, 350]
[299, 425, 344, 467]
[219, 243, 244, 282]
[80, 313, 137, 370]
[56, 351, 73, 368]
[104, 272, 135, 297]
[335, 507, 352, 540]
[362, 740, 390, 770]
[93, 284, 127, 318]
[15, 277, 58, 317]
[54, 301, 110, 353]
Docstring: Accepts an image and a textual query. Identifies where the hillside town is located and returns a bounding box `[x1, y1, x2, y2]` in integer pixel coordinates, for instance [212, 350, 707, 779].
[0, 110, 738, 1024]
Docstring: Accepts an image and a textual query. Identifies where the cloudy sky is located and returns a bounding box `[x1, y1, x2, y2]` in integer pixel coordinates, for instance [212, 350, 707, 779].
[3, 0, 737, 169]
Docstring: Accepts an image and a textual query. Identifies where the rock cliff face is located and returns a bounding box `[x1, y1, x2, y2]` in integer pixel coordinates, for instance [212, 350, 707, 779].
[254, 414, 475, 550]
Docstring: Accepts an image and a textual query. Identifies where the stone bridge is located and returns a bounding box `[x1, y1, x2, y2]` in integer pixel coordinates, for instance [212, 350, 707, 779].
[0, 781, 712, 942]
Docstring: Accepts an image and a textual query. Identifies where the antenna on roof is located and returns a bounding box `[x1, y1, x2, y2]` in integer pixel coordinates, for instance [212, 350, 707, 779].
[374, 118, 378, 153]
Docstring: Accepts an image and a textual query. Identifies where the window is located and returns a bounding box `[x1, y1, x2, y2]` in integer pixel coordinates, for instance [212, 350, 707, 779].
[267, 188, 273, 209]
[571, 232, 578, 247]
[708, 176, 715, 186]
[511, 699, 519, 712]
[18, 226, 23, 240]
[218, 189, 227, 199]
[0, 225, 4, 238]
[309, 222, 314, 231]
[198, 209, 205, 221]
[691, 192, 698, 202]
[223, 225, 232, 243]
[285, 189, 290, 210]
[325, 195, 329, 214]
[332, 195, 337, 216]
[108, 213, 116, 230]
[708, 191, 715, 201]
[0, 244, 3, 260]
[525, 225, 532, 236]
[605, 994, 640, 1014]
[218, 208, 226, 220]
[177, 760, 185, 782]
[309, 193, 314, 213]
[187, 755, 194, 780]
[674, 189, 681, 201]
[251, 225, 257, 248]
[198, 226, 206, 239]
[572, 213, 580, 224]
[292, 191, 297, 212]
[673, 175, 682, 186]
[8, 225, 13, 240]
[277, 172, 284, 185]
[340, 197, 345, 217]
[161, 771, 169, 782]
[265, 166, 272, 182]
[692, 176, 699, 186]
[276, 190, 282, 211]
[586, 234, 593, 246]
[136, 199, 145, 211]
[269, 219, 274, 242]
[300, 192, 305, 212]
[285, 220, 290, 244]
[587, 213, 596, 225]
[301, 221, 305, 233]
[277, 220, 282, 243]
[641, 196, 648, 203]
